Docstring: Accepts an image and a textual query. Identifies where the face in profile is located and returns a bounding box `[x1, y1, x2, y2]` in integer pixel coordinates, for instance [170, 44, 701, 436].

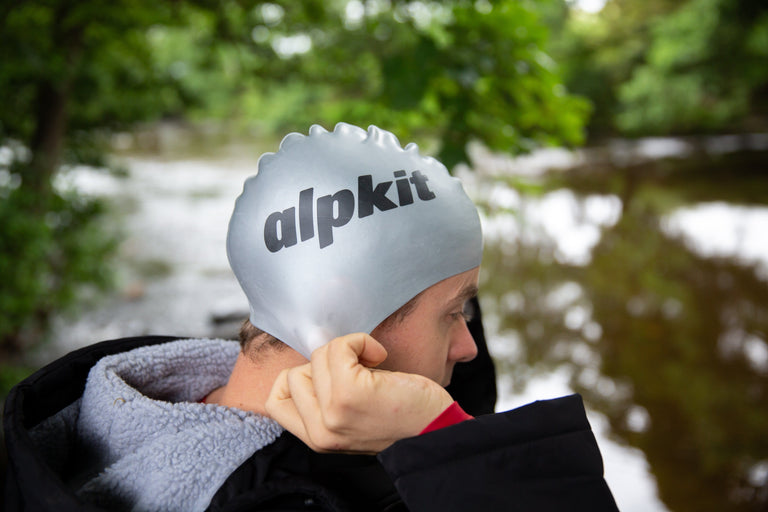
[372, 267, 480, 387]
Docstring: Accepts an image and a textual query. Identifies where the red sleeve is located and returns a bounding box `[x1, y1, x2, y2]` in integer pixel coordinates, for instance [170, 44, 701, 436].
[419, 401, 474, 435]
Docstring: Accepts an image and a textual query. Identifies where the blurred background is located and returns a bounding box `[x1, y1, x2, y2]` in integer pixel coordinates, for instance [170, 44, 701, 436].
[1, 0, 767, 510]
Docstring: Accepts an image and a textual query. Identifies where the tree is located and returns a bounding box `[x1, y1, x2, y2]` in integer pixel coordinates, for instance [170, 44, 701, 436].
[548, 0, 768, 137]
[297, 0, 591, 167]
[0, 1, 201, 360]
[616, 0, 768, 134]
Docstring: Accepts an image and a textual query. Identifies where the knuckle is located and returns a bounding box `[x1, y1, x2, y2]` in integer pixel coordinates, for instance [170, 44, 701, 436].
[310, 430, 343, 451]
[285, 367, 301, 385]
[326, 338, 342, 357]
[310, 344, 327, 363]
[322, 398, 355, 431]
[323, 409, 345, 431]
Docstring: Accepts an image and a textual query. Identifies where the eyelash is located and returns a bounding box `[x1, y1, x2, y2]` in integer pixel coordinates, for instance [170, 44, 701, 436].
[450, 302, 475, 323]
[450, 312, 472, 323]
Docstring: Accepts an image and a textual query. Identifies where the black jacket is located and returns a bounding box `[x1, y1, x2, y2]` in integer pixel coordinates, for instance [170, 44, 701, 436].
[4, 302, 617, 511]
[208, 395, 618, 512]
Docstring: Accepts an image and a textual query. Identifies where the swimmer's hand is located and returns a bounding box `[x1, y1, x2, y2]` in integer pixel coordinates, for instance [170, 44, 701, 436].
[265, 333, 454, 454]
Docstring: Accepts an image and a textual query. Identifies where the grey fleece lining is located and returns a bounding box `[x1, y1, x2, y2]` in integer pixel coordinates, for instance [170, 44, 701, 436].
[73, 338, 284, 512]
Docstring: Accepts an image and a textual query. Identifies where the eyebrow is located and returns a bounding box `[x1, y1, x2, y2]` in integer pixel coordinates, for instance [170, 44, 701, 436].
[451, 284, 479, 306]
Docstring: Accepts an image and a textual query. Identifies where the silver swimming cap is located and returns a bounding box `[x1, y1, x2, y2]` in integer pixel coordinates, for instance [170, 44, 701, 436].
[227, 123, 482, 358]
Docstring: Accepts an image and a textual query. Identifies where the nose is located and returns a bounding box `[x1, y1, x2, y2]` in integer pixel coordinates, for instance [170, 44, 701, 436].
[449, 321, 478, 363]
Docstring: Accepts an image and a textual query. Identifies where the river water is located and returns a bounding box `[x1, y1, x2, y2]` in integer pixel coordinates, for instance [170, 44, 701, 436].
[49, 131, 768, 512]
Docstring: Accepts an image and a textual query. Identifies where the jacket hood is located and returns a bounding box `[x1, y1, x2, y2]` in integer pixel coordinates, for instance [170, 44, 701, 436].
[32, 338, 283, 512]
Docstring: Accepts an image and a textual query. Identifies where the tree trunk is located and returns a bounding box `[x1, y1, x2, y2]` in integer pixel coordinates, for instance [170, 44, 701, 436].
[24, 1, 83, 203]
[26, 80, 70, 201]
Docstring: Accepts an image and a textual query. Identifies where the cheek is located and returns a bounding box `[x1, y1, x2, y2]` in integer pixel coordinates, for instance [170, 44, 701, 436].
[372, 328, 440, 376]
[371, 327, 413, 371]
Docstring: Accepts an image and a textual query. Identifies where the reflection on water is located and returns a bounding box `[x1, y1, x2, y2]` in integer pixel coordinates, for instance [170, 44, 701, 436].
[663, 204, 768, 280]
[473, 146, 768, 512]
[53, 135, 767, 512]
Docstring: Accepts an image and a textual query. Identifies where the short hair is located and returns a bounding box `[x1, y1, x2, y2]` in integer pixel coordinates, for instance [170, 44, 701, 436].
[372, 291, 421, 333]
[238, 320, 286, 354]
[238, 291, 422, 357]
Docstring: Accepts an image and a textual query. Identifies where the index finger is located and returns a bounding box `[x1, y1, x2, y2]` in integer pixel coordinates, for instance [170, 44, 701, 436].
[265, 369, 305, 434]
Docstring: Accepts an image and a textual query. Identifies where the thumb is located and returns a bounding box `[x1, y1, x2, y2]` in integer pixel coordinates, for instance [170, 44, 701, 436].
[328, 333, 387, 369]
[355, 333, 388, 368]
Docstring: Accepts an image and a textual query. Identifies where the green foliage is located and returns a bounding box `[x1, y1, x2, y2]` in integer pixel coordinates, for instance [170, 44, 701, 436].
[548, 0, 654, 136]
[0, 159, 116, 356]
[1, 1, 176, 139]
[616, 0, 768, 134]
[1, 0, 588, 161]
[129, 0, 592, 167]
[275, 0, 592, 167]
[548, 0, 768, 137]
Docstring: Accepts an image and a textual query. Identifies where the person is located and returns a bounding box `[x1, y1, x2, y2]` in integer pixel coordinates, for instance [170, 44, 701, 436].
[3, 123, 618, 512]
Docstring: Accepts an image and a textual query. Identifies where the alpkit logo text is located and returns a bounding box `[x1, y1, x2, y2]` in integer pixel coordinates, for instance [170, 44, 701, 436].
[264, 170, 436, 252]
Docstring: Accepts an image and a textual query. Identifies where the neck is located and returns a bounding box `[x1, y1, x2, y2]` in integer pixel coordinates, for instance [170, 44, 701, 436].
[206, 347, 308, 417]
